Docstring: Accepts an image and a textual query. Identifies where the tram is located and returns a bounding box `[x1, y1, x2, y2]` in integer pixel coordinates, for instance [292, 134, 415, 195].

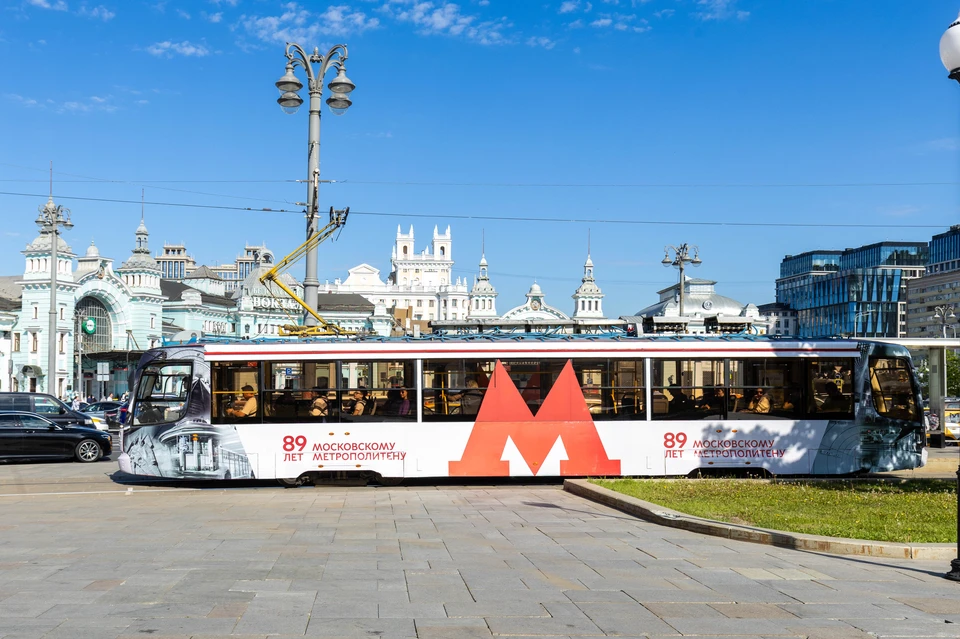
[117, 335, 926, 483]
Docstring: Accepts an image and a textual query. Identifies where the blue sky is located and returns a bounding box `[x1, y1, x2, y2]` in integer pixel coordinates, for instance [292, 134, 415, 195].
[1, 0, 959, 319]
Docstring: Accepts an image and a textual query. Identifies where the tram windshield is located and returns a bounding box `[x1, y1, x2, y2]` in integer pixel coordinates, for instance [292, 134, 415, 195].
[133, 362, 192, 425]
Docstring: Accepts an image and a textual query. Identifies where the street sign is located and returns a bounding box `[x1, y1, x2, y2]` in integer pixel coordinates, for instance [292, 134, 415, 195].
[96, 374, 109, 382]
[285, 367, 293, 376]
[81, 317, 97, 334]
[97, 362, 109, 375]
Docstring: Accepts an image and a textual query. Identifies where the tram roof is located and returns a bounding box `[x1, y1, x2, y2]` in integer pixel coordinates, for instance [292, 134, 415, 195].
[157, 333, 869, 361]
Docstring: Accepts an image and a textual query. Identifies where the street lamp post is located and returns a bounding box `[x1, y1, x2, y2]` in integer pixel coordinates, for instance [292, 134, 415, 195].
[36, 192, 72, 397]
[933, 305, 957, 339]
[662, 244, 702, 320]
[274, 43, 355, 327]
[938, 10, 960, 582]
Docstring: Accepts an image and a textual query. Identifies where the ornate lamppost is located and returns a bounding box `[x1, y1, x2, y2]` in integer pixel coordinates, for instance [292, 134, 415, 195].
[661, 244, 701, 319]
[35, 191, 73, 397]
[274, 43, 355, 327]
[933, 305, 957, 339]
[938, 9, 960, 582]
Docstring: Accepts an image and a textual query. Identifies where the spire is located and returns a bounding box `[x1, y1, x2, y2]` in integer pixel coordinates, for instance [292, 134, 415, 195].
[134, 190, 150, 254]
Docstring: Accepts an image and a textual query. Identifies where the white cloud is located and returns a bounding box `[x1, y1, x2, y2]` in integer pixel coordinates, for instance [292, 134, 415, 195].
[526, 36, 555, 49]
[209, 0, 239, 5]
[241, 3, 379, 44]
[146, 40, 211, 57]
[378, 1, 510, 45]
[26, 0, 68, 10]
[573, 46, 581, 54]
[696, 0, 748, 21]
[176, 8, 190, 19]
[653, 8, 674, 18]
[567, 18, 583, 28]
[7, 92, 119, 113]
[559, 0, 579, 13]
[204, 11, 222, 22]
[920, 137, 960, 152]
[78, 4, 115, 20]
[589, 12, 648, 32]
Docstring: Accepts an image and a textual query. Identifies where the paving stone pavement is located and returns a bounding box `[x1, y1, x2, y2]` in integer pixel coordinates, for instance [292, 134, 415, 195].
[0, 480, 958, 638]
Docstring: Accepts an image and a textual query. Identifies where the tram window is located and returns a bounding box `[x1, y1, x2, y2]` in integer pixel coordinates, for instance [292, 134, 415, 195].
[869, 358, 920, 422]
[499, 360, 567, 416]
[211, 361, 260, 424]
[573, 359, 645, 420]
[652, 360, 724, 420]
[422, 359, 495, 421]
[807, 359, 854, 419]
[134, 362, 192, 426]
[340, 360, 416, 421]
[726, 359, 805, 421]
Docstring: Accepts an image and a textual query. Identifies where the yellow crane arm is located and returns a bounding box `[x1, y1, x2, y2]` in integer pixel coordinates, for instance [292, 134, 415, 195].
[259, 207, 352, 336]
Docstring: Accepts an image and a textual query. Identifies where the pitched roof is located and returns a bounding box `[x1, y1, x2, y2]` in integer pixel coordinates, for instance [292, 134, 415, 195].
[316, 293, 375, 312]
[185, 265, 223, 281]
[0, 275, 22, 301]
[160, 279, 235, 308]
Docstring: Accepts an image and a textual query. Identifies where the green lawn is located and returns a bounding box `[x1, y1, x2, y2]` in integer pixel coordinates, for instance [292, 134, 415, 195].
[593, 479, 958, 544]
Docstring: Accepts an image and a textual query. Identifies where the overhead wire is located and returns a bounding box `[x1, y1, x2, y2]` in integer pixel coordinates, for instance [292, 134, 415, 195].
[0, 190, 951, 229]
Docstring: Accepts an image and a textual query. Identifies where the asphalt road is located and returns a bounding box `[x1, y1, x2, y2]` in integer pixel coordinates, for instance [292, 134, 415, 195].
[0, 457, 959, 638]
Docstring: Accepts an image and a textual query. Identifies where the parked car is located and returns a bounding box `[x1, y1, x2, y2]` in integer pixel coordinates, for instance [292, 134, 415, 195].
[80, 401, 124, 428]
[0, 393, 101, 430]
[0, 411, 112, 463]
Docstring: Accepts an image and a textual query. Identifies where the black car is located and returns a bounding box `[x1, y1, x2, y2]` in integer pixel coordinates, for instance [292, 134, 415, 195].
[0, 393, 97, 429]
[0, 411, 112, 463]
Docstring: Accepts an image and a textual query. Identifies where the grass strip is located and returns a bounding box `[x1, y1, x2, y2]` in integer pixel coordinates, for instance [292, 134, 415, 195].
[593, 479, 958, 544]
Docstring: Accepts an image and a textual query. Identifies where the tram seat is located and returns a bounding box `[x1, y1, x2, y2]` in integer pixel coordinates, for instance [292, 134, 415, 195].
[366, 398, 378, 416]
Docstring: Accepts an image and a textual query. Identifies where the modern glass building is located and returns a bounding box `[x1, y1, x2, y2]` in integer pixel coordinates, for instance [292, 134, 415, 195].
[906, 225, 960, 337]
[776, 242, 927, 338]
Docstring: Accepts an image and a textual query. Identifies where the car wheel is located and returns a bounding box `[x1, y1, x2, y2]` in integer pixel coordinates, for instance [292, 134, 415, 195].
[75, 439, 102, 463]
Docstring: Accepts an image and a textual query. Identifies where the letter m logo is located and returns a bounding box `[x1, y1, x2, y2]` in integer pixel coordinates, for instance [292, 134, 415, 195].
[449, 360, 620, 476]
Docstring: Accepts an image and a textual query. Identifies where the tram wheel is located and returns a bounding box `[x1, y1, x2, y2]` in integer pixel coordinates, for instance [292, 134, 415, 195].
[375, 474, 403, 487]
[277, 476, 304, 488]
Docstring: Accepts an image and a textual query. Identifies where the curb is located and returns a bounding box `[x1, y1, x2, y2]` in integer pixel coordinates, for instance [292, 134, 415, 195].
[563, 479, 957, 561]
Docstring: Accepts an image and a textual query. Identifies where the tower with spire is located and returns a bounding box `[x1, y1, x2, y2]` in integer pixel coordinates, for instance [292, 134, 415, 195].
[572, 239, 605, 319]
[114, 197, 163, 350]
[468, 234, 498, 319]
[15, 191, 78, 395]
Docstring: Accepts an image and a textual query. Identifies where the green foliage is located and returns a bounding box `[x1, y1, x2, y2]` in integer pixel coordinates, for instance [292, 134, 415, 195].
[594, 479, 957, 544]
[947, 350, 960, 397]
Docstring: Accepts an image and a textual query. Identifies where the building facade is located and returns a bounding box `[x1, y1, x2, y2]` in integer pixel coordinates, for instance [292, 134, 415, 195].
[0, 199, 392, 397]
[757, 302, 798, 337]
[776, 242, 928, 338]
[319, 225, 471, 322]
[906, 225, 960, 338]
[631, 277, 767, 335]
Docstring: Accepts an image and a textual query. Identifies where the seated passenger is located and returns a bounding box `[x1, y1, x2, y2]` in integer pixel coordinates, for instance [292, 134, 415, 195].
[459, 379, 484, 416]
[747, 388, 771, 414]
[226, 385, 258, 418]
[309, 387, 329, 421]
[343, 390, 366, 416]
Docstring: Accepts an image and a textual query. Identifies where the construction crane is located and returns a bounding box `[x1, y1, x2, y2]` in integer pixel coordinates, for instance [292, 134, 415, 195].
[259, 206, 352, 337]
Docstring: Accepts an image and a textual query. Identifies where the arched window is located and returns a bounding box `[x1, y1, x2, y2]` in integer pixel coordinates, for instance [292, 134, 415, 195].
[440, 246, 446, 257]
[402, 246, 408, 256]
[76, 297, 113, 353]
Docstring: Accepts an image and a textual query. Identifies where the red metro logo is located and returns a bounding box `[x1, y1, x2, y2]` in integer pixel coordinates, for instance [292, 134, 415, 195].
[449, 359, 621, 476]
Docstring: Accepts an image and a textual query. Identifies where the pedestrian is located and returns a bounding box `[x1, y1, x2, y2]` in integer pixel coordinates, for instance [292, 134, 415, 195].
[71, 394, 81, 411]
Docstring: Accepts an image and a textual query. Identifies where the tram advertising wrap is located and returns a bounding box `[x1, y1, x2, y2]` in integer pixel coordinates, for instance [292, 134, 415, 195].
[118, 337, 926, 482]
